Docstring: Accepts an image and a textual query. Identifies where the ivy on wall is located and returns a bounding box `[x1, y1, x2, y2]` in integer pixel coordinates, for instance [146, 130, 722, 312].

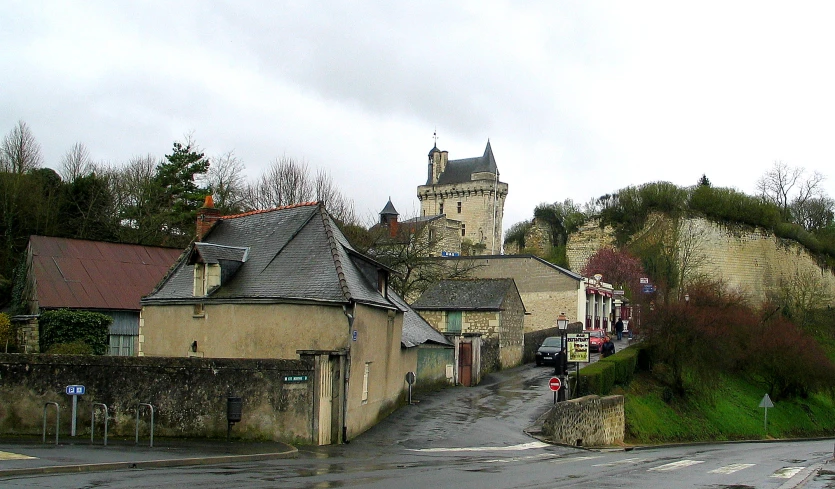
[39, 309, 111, 355]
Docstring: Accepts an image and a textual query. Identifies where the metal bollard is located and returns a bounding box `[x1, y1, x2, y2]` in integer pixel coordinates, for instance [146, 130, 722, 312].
[135, 403, 155, 448]
[91, 403, 109, 446]
[42, 402, 60, 445]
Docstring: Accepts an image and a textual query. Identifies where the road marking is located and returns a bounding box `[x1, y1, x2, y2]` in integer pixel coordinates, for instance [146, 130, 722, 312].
[593, 457, 646, 467]
[0, 451, 37, 461]
[770, 467, 804, 479]
[709, 463, 755, 474]
[408, 441, 550, 452]
[484, 454, 602, 464]
[648, 459, 704, 471]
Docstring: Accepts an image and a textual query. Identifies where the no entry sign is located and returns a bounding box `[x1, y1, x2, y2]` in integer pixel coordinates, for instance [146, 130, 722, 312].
[549, 377, 561, 391]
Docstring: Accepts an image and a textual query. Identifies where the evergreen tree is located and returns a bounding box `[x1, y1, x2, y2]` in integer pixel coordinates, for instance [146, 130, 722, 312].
[154, 140, 210, 245]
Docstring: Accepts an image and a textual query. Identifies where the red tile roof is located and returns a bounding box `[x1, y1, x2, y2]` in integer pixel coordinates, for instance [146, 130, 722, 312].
[220, 201, 319, 220]
[28, 236, 183, 311]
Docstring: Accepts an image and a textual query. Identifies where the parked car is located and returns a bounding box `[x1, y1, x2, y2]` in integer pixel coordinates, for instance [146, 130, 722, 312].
[587, 328, 605, 353]
[535, 336, 562, 366]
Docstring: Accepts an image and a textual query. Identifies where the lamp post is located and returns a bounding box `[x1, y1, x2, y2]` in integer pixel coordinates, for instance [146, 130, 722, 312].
[556, 312, 569, 402]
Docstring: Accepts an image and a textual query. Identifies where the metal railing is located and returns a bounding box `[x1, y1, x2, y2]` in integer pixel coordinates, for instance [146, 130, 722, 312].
[135, 403, 155, 447]
[42, 402, 60, 445]
[91, 403, 109, 446]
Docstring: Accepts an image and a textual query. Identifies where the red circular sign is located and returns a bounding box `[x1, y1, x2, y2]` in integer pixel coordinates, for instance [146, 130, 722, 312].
[549, 377, 561, 391]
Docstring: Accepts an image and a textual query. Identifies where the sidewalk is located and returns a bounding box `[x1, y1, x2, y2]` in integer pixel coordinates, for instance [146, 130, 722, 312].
[0, 436, 297, 478]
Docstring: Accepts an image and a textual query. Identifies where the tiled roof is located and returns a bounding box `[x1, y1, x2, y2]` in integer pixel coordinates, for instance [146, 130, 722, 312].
[143, 203, 393, 309]
[379, 198, 398, 216]
[411, 278, 518, 311]
[388, 289, 451, 348]
[27, 235, 183, 311]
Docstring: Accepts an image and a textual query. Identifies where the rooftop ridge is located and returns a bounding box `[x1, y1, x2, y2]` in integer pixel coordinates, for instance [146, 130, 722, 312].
[221, 201, 319, 220]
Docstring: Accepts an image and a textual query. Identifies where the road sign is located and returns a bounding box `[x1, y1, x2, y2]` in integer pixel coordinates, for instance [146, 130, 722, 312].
[65, 385, 85, 395]
[759, 394, 773, 408]
[548, 377, 562, 392]
[640, 277, 649, 284]
[642, 284, 656, 294]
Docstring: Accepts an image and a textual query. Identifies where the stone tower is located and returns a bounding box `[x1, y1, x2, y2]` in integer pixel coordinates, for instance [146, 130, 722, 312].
[417, 141, 508, 254]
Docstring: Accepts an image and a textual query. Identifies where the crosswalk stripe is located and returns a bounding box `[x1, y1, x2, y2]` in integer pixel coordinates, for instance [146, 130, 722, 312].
[0, 450, 37, 461]
[709, 463, 755, 474]
[593, 457, 646, 467]
[648, 459, 704, 471]
[408, 441, 550, 452]
[770, 467, 804, 479]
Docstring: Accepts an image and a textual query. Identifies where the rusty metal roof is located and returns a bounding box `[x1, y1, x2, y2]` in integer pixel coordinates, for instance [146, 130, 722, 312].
[28, 235, 183, 311]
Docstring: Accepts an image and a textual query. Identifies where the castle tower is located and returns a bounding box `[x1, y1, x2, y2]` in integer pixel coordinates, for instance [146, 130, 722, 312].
[417, 141, 508, 254]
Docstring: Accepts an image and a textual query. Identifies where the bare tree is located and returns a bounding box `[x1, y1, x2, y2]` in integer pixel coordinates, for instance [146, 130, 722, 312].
[791, 196, 834, 232]
[313, 167, 355, 224]
[203, 150, 246, 213]
[59, 142, 94, 183]
[675, 219, 710, 299]
[110, 155, 163, 244]
[1, 121, 43, 174]
[757, 161, 826, 221]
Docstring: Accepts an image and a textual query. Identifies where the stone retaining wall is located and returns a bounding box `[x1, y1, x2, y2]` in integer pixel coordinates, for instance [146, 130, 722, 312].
[541, 394, 624, 447]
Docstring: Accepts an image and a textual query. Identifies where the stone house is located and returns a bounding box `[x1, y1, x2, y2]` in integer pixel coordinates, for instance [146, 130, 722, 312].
[411, 278, 525, 381]
[140, 200, 451, 444]
[14, 235, 183, 355]
[371, 198, 463, 257]
[437, 254, 618, 333]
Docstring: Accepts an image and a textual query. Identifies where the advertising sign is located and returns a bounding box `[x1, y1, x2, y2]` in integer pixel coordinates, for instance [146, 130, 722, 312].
[566, 333, 590, 363]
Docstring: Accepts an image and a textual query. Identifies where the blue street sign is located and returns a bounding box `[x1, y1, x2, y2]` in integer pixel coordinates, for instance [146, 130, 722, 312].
[65, 385, 85, 395]
[642, 284, 656, 294]
[352, 330, 358, 341]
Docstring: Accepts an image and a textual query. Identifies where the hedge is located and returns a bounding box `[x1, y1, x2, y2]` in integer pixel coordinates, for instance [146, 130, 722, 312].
[573, 345, 644, 396]
[39, 309, 111, 355]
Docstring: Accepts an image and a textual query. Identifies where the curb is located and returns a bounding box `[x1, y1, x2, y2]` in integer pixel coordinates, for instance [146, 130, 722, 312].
[0, 447, 298, 478]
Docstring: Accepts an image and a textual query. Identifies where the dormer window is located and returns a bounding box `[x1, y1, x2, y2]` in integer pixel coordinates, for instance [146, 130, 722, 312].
[188, 243, 249, 297]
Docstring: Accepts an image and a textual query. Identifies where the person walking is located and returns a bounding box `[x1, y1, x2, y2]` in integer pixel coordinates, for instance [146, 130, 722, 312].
[615, 317, 624, 341]
[601, 336, 615, 357]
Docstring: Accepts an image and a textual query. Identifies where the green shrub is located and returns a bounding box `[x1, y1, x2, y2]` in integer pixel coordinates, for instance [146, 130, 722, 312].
[39, 309, 111, 355]
[0, 312, 18, 353]
[46, 340, 94, 355]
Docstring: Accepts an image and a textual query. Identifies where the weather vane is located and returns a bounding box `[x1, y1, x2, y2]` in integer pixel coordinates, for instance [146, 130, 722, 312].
[433, 128, 439, 145]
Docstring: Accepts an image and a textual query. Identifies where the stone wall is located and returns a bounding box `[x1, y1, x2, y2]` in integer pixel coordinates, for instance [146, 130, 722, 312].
[542, 394, 624, 447]
[566, 219, 616, 273]
[498, 287, 525, 368]
[0, 354, 315, 444]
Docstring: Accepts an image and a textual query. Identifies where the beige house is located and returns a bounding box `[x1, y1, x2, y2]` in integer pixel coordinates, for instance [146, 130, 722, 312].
[439, 254, 618, 333]
[140, 200, 450, 444]
[412, 278, 525, 380]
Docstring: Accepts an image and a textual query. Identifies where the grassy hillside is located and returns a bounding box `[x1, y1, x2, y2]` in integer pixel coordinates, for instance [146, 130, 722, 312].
[622, 372, 835, 444]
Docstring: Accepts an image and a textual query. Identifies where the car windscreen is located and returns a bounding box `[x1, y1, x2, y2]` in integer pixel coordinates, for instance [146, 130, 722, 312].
[588, 330, 604, 338]
[540, 337, 561, 347]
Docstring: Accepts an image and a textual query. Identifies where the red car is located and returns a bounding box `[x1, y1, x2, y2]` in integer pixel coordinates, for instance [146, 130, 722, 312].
[586, 329, 606, 353]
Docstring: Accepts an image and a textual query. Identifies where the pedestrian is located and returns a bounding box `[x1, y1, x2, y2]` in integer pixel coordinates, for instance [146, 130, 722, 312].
[601, 336, 615, 357]
[615, 317, 624, 341]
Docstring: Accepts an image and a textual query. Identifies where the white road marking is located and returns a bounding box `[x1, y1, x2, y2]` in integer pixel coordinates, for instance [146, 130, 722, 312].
[408, 441, 550, 452]
[0, 451, 37, 460]
[485, 454, 602, 464]
[593, 457, 646, 467]
[648, 459, 704, 471]
[709, 463, 755, 474]
[770, 467, 804, 479]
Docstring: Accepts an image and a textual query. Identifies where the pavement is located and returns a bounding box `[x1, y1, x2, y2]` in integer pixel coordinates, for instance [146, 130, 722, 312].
[0, 436, 297, 478]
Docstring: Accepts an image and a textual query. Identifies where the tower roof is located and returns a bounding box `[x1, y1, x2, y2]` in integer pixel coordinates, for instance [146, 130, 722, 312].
[380, 198, 399, 216]
[435, 141, 499, 185]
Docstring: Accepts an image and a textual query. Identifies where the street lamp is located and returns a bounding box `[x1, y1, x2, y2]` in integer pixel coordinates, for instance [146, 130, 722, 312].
[556, 312, 569, 402]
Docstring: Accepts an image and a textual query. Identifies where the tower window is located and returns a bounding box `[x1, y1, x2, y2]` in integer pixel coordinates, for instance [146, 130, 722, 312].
[462, 224, 466, 237]
[457, 202, 462, 213]
[439, 203, 444, 214]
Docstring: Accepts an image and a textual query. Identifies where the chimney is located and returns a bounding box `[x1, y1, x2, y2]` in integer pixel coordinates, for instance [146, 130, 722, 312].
[389, 216, 399, 238]
[196, 195, 221, 241]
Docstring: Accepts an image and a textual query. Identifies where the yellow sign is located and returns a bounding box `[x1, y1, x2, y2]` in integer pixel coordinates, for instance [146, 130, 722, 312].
[567, 333, 590, 363]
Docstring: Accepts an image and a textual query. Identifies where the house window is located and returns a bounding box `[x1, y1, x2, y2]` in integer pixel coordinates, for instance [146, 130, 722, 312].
[439, 203, 444, 214]
[457, 202, 462, 213]
[193, 303, 205, 317]
[377, 270, 387, 296]
[461, 224, 466, 237]
[446, 311, 462, 334]
[362, 362, 371, 403]
[109, 335, 136, 356]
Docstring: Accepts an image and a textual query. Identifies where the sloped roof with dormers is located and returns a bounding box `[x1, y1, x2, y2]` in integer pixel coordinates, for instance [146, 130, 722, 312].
[143, 202, 397, 310]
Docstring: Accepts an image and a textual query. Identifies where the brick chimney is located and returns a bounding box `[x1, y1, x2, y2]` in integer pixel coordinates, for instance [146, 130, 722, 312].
[196, 195, 221, 241]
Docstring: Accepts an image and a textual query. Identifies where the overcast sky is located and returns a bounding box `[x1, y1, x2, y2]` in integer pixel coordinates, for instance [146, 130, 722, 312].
[3, 1, 835, 232]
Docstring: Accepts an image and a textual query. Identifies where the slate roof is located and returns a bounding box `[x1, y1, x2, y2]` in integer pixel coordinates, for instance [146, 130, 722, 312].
[437, 254, 583, 281]
[429, 141, 499, 186]
[190, 243, 249, 264]
[144, 202, 396, 310]
[26, 235, 183, 311]
[379, 198, 398, 217]
[388, 289, 451, 348]
[411, 278, 521, 311]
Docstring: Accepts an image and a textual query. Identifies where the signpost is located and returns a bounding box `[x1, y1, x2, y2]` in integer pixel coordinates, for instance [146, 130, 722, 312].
[567, 333, 590, 363]
[759, 393, 774, 435]
[406, 371, 416, 405]
[549, 376, 561, 404]
[65, 385, 85, 436]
